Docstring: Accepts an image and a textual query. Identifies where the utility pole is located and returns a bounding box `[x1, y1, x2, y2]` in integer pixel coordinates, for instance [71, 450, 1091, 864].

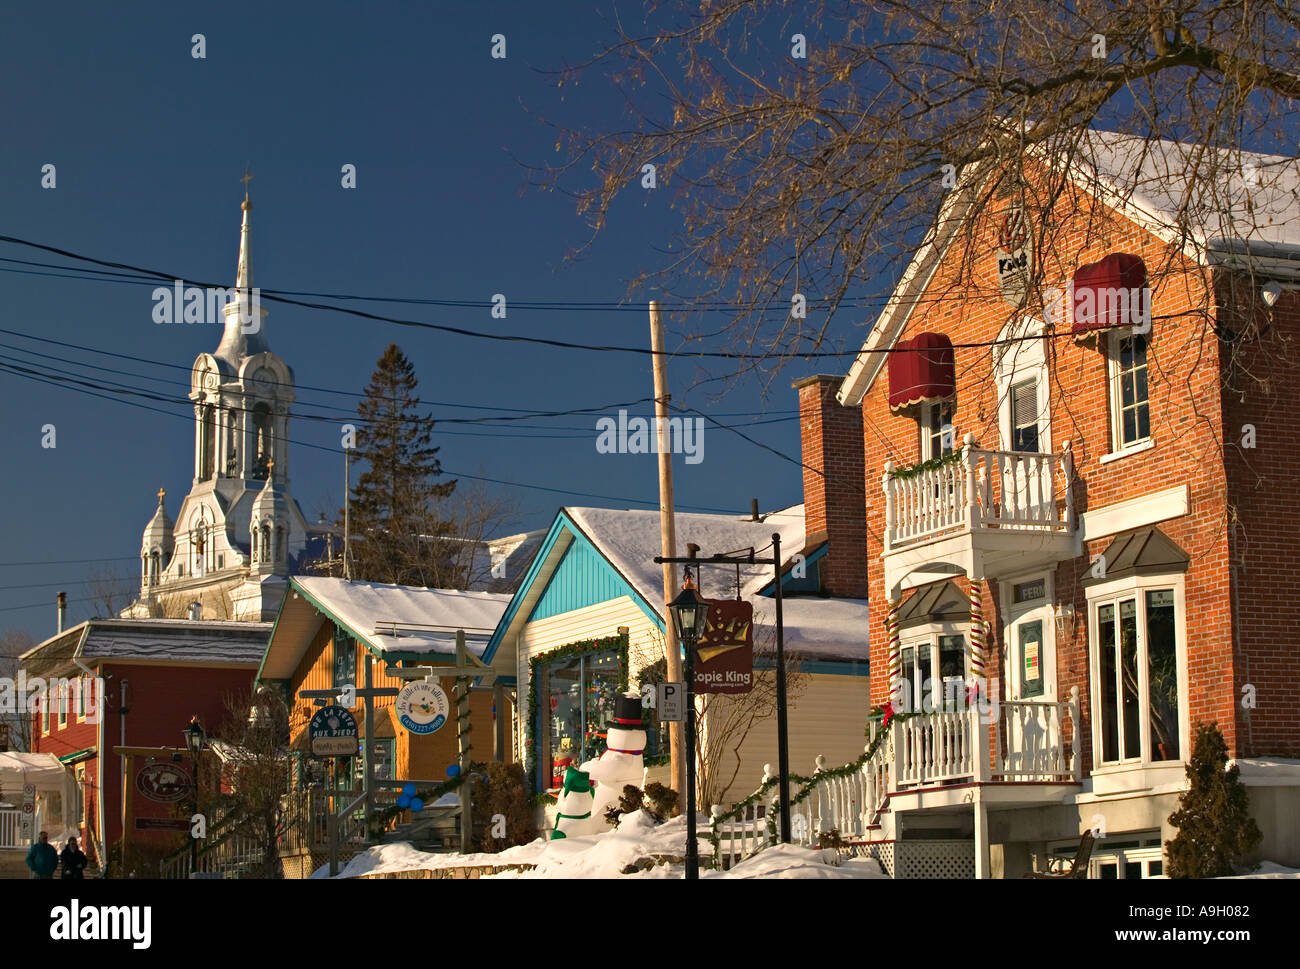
[649, 300, 686, 811]
[342, 446, 351, 579]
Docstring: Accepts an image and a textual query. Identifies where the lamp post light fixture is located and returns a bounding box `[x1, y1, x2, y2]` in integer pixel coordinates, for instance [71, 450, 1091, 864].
[184, 716, 204, 875]
[668, 567, 709, 879]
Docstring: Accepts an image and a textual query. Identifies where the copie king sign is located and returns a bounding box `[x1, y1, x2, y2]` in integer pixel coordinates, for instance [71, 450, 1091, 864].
[694, 599, 754, 694]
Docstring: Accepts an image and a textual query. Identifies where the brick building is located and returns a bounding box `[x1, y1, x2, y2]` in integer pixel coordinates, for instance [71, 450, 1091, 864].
[798, 131, 1300, 877]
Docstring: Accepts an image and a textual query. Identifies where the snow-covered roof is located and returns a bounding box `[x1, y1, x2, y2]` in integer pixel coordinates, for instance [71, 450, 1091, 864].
[766, 597, 869, 662]
[565, 504, 807, 607]
[1080, 131, 1300, 255]
[293, 577, 511, 657]
[22, 619, 271, 674]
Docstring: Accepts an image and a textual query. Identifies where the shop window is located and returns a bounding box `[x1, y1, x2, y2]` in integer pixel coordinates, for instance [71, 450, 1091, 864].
[1110, 332, 1151, 450]
[538, 648, 621, 789]
[1091, 585, 1182, 765]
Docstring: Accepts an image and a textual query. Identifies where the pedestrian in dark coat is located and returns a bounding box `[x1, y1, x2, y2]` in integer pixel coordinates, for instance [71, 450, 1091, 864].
[60, 837, 87, 879]
[26, 831, 58, 879]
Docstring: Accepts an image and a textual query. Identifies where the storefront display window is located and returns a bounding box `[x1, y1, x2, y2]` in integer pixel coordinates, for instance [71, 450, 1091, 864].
[539, 648, 621, 789]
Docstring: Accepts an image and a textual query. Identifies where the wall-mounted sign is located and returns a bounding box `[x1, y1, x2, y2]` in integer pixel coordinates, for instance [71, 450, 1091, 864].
[309, 705, 360, 757]
[995, 206, 1032, 307]
[136, 762, 192, 803]
[694, 599, 754, 694]
[395, 680, 449, 735]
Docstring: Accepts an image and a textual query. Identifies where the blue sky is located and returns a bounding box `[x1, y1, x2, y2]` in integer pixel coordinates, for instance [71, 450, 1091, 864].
[0, 2, 853, 639]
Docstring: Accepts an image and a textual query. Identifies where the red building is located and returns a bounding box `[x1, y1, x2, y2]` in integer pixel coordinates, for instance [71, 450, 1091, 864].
[797, 131, 1300, 877]
[22, 618, 267, 869]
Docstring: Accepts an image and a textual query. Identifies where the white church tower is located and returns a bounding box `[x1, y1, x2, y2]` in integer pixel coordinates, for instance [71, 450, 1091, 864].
[128, 182, 328, 621]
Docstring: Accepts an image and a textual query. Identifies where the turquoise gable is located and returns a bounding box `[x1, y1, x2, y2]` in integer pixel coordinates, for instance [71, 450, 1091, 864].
[527, 535, 643, 621]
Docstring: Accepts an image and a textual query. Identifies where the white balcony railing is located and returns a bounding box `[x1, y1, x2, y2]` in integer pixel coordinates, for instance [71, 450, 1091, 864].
[883, 438, 1074, 551]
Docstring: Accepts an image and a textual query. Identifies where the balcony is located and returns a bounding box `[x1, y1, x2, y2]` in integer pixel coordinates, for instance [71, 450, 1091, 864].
[881, 437, 1078, 595]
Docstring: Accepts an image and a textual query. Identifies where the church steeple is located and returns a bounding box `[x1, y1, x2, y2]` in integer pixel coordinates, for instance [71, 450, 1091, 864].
[215, 173, 269, 366]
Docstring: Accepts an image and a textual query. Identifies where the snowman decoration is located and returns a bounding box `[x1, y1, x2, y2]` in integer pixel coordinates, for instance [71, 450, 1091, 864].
[579, 693, 647, 828]
[549, 766, 598, 840]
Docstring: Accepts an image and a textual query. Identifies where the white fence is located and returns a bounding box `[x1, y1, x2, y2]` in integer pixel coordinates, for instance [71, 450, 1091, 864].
[0, 808, 23, 849]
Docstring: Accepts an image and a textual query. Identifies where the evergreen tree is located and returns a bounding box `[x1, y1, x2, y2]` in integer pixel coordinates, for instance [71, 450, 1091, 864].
[1165, 721, 1262, 878]
[344, 344, 456, 585]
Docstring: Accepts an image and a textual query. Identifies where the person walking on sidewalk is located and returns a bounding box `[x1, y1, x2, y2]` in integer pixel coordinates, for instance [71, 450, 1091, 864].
[26, 831, 57, 879]
[60, 837, 87, 879]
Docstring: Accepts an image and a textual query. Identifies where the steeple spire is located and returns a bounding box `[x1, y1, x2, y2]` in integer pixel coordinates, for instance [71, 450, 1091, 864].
[236, 169, 253, 289]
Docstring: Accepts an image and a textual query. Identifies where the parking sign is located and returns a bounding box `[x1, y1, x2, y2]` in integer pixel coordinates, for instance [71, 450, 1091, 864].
[657, 682, 685, 722]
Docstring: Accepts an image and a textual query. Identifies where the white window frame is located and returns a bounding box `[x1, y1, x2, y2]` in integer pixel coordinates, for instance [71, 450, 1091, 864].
[898, 620, 969, 713]
[1103, 330, 1154, 461]
[992, 316, 1052, 455]
[919, 400, 956, 461]
[57, 681, 68, 730]
[1086, 572, 1188, 772]
[76, 677, 90, 724]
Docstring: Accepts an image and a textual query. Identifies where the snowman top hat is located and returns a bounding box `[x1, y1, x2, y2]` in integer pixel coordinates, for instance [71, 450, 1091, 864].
[609, 693, 646, 730]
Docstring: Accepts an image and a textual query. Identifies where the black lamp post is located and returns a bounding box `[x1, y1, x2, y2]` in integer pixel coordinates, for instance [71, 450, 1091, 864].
[184, 716, 204, 875]
[668, 567, 709, 879]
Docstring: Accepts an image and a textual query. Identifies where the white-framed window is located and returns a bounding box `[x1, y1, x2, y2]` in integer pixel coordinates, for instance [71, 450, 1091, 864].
[920, 400, 955, 460]
[57, 681, 68, 729]
[1109, 331, 1151, 451]
[40, 695, 49, 735]
[1088, 575, 1186, 767]
[1045, 832, 1165, 878]
[993, 316, 1051, 455]
[899, 633, 967, 712]
[76, 677, 91, 723]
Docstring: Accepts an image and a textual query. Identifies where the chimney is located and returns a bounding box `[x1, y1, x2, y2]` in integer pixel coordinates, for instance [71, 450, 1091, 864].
[57, 591, 66, 634]
[792, 375, 867, 598]
[750, 498, 760, 522]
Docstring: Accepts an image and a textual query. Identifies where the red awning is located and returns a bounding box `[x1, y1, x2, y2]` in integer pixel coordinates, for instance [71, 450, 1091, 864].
[1071, 253, 1147, 337]
[888, 332, 955, 412]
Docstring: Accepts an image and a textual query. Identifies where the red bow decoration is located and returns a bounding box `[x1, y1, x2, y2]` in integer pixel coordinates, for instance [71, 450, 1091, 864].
[881, 701, 896, 728]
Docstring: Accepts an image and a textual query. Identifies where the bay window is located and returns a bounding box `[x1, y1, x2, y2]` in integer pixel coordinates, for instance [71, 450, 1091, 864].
[900, 634, 966, 711]
[1090, 583, 1183, 766]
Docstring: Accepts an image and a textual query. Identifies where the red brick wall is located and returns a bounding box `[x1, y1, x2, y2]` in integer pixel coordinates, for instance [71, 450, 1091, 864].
[851, 168, 1250, 768]
[795, 374, 868, 598]
[1219, 275, 1300, 757]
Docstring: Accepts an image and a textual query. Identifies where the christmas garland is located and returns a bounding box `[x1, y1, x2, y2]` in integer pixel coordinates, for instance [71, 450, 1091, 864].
[524, 633, 629, 791]
[888, 447, 965, 481]
[706, 709, 916, 868]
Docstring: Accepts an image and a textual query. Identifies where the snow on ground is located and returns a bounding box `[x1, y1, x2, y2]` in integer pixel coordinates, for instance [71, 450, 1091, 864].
[1220, 861, 1300, 879]
[313, 810, 886, 879]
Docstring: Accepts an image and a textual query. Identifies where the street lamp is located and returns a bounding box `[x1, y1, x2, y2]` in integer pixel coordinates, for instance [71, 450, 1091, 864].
[184, 716, 204, 875]
[668, 568, 709, 879]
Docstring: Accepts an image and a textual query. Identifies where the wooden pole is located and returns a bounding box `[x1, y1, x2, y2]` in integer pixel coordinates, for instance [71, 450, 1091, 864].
[363, 654, 375, 841]
[650, 300, 685, 811]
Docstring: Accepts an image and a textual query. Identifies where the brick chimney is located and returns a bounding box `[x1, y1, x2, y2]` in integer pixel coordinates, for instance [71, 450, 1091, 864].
[793, 375, 867, 598]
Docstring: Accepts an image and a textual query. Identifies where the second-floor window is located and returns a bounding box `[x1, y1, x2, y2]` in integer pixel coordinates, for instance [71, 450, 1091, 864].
[921, 401, 954, 460]
[1111, 333, 1151, 450]
[1010, 378, 1041, 452]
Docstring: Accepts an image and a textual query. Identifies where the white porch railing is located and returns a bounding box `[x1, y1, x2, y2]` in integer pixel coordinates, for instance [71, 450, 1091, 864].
[883, 440, 1073, 550]
[994, 690, 1081, 782]
[0, 808, 23, 848]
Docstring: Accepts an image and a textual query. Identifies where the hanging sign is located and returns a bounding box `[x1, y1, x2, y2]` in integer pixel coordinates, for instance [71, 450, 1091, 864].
[136, 762, 192, 803]
[995, 205, 1033, 307]
[395, 680, 450, 735]
[694, 599, 754, 694]
[309, 704, 360, 757]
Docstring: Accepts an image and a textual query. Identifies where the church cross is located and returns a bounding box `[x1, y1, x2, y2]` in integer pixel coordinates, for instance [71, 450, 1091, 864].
[240, 169, 253, 195]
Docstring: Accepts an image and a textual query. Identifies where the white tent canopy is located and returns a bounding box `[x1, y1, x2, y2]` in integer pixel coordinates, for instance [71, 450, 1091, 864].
[0, 752, 79, 848]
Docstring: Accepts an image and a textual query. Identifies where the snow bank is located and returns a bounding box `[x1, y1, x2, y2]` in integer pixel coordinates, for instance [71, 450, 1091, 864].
[1220, 861, 1300, 879]
[315, 810, 888, 880]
